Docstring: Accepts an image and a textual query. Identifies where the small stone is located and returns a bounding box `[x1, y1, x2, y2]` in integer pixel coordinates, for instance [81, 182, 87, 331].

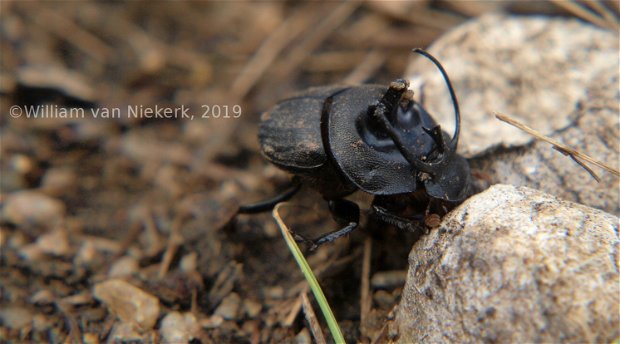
[180, 252, 197, 272]
[93, 279, 160, 330]
[370, 270, 407, 289]
[107, 322, 146, 343]
[373, 290, 396, 310]
[40, 167, 77, 197]
[74, 240, 98, 267]
[396, 185, 619, 343]
[242, 298, 262, 318]
[36, 229, 70, 256]
[108, 256, 139, 278]
[30, 289, 55, 305]
[160, 312, 199, 344]
[32, 313, 53, 332]
[200, 315, 224, 329]
[2, 191, 65, 230]
[294, 328, 312, 344]
[214, 292, 241, 320]
[82, 332, 99, 344]
[0, 306, 32, 330]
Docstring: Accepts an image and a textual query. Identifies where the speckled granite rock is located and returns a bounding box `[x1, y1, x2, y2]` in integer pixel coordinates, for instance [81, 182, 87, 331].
[394, 184, 619, 343]
[406, 13, 619, 215]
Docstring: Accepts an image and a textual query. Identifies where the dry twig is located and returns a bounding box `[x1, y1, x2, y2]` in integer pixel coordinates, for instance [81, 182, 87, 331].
[360, 236, 373, 338]
[495, 112, 620, 182]
[301, 291, 327, 344]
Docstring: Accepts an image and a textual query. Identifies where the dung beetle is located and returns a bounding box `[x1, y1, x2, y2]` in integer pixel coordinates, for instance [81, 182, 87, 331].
[238, 49, 471, 249]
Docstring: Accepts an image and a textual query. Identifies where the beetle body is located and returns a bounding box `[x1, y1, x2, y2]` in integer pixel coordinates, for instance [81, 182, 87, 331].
[241, 49, 472, 248]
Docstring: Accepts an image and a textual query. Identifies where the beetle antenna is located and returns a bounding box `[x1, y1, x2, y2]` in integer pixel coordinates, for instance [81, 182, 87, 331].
[412, 48, 460, 153]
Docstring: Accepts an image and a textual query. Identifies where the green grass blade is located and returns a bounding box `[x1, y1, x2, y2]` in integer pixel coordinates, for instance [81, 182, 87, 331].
[273, 203, 345, 344]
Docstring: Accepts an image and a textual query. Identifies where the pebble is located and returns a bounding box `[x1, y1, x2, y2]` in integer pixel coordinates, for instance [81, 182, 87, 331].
[294, 328, 312, 344]
[36, 229, 71, 256]
[160, 311, 199, 344]
[373, 290, 397, 310]
[0, 306, 32, 329]
[2, 191, 65, 230]
[82, 332, 100, 344]
[40, 167, 77, 196]
[214, 292, 240, 320]
[180, 252, 197, 272]
[108, 256, 139, 278]
[93, 279, 160, 330]
[200, 315, 224, 329]
[370, 270, 407, 289]
[74, 240, 98, 267]
[242, 298, 262, 318]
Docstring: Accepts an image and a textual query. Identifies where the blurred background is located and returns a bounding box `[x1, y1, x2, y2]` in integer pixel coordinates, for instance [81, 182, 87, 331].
[1, 1, 618, 343]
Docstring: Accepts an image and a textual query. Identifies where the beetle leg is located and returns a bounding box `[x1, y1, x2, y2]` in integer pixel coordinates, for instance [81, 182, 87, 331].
[237, 183, 301, 214]
[293, 199, 360, 251]
[372, 205, 424, 233]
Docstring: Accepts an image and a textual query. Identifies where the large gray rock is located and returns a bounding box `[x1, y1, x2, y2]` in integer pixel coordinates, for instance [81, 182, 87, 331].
[406, 13, 619, 158]
[394, 185, 619, 343]
[408, 13, 619, 215]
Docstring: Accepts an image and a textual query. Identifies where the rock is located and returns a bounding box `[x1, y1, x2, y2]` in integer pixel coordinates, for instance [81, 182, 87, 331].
[472, 66, 620, 215]
[242, 298, 262, 319]
[16, 65, 95, 103]
[406, 13, 618, 158]
[406, 13, 619, 215]
[2, 191, 65, 231]
[395, 185, 619, 343]
[93, 279, 160, 331]
[40, 167, 77, 197]
[160, 312, 200, 344]
[35, 229, 71, 256]
[107, 322, 156, 343]
[0, 306, 33, 330]
[294, 328, 312, 344]
[107, 256, 139, 278]
[370, 270, 407, 289]
[214, 292, 241, 320]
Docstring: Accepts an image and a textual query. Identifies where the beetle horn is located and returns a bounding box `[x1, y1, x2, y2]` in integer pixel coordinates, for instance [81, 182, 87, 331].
[412, 48, 460, 153]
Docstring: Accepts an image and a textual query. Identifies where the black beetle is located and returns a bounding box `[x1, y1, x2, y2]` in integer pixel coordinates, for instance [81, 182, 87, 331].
[238, 49, 471, 249]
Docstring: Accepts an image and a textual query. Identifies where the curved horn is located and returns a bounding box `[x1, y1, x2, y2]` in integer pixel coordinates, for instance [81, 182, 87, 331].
[412, 48, 461, 153]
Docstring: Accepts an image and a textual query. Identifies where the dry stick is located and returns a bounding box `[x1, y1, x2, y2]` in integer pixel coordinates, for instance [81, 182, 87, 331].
[494, 112, 620, 182]
[301, 292, 328, 344]
[33, 8, 114, 63]
[588, 0, 620, 30]
[274, 1, 360, 82]
[549, 0, 615, 30]
[359, 236, 373, 338]
[343, 50, 386, 85]
[158, 212, 188, 278]
[230, 7, 313, 100]
[283, 294, 304, 327]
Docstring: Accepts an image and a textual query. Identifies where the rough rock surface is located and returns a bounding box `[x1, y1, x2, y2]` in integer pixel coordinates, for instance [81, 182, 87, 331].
[406, 13, 619, 158]
[407, 13, 619, 215]
[394, 185, 619, 343]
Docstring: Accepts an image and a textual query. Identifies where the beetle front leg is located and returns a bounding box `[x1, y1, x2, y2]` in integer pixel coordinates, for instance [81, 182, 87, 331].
[372, 205, 424, 233]
[293, 198, 360, 251]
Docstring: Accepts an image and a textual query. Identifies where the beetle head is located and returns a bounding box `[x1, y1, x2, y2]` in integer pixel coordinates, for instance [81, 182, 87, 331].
[368, 49, 469, 201]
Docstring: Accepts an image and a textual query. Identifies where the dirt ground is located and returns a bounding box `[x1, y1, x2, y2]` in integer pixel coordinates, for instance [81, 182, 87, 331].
[1, 2, 618, 343]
